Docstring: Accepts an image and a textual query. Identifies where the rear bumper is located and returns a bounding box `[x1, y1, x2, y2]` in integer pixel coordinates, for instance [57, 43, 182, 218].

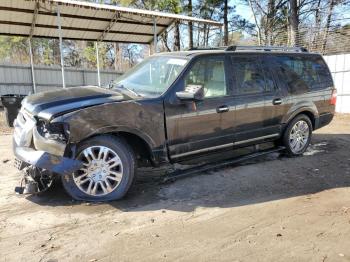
[315, 112, 334, 130]
[13, 139, 82, 175]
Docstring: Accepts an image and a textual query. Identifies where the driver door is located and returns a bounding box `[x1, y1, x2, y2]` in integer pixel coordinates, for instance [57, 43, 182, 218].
[164, 55, 236, 160]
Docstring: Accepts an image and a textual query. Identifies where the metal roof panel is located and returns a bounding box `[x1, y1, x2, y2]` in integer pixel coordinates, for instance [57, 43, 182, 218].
[0, 0, 222, 44]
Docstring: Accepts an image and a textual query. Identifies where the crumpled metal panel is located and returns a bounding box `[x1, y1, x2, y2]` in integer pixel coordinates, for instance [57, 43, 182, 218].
[15, 146, 83, 176]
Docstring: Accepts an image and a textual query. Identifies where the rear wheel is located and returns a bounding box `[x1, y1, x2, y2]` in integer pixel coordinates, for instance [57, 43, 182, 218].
[61, 135, 136, 201]
[283, 114, 312, 156]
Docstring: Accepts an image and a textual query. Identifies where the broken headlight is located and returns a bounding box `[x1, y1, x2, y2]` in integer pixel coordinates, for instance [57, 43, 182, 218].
[37, 121, 69, 142]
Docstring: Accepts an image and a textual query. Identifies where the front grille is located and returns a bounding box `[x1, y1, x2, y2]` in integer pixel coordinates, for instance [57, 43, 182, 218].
[13, 108, 36, 147]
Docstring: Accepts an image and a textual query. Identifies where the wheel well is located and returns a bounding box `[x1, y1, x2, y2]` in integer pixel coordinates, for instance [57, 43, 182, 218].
[111, 132, 154, 166]
[297, 111, 315, 130]
[283, 111, 316, 134]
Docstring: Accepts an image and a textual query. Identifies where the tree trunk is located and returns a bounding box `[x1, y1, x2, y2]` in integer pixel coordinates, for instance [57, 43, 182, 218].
[311, 0, 322, 50]
[188, 0, 194, 49]
[202, 24, 207, 46]
[197, 22, 200, 47]
[113, 42, 120, 72]
[322, 0, 335, 53]
[224, 0, 229, 45]
[161, 32, 171, 52]
[174, 21, 181, 51]
[289, 0, 299, 46]
[266, 0, 275, 45]
[206, 25, 210, 46]
[247, 0, 262, 45]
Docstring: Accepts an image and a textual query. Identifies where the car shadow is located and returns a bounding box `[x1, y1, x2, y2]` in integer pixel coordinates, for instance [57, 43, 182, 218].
[26, 133, 350, 212]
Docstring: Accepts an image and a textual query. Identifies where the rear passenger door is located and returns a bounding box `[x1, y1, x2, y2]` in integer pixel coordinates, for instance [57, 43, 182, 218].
[260, 55, 289, 134]
[230, 55, 280, 144]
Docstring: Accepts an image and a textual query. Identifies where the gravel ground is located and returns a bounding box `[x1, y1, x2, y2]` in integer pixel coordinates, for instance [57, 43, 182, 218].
[0, 114, 349, 262]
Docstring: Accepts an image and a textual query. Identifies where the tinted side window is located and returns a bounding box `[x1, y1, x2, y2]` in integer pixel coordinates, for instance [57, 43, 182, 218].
[274, 55, 332, 94]
[185, 57, 227, 98]
[312, 57, 333, 88]
[273, 56, 309, 94]
[232, 57, 266, 95]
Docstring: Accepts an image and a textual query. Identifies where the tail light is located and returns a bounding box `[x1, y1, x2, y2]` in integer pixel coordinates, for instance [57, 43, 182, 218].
[330, 89, 337, 105]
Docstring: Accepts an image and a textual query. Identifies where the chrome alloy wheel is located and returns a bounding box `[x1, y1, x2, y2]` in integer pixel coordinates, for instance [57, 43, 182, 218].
[73, 146, 123, 196]
[289, 120, 310, 154]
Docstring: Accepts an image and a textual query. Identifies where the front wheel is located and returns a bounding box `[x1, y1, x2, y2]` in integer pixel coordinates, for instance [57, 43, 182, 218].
[283, 114, 312, 156]
[61, 135, 136, 201]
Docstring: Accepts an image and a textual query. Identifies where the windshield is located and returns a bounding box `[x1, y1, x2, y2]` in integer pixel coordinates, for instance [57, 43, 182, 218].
[113, 56, 189, 97]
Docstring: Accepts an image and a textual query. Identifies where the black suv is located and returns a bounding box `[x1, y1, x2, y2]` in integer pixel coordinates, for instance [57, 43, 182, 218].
[13, 46, 336, 201]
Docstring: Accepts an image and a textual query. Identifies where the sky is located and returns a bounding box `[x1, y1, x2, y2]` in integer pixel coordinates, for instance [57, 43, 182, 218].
[234, 1, 254, 24]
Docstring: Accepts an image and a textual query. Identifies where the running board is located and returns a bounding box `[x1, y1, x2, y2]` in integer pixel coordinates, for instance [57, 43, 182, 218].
[163, 146, 285, 183]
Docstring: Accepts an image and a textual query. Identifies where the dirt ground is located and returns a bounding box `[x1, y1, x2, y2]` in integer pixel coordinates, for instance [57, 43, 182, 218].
[0, 114, 350, 262]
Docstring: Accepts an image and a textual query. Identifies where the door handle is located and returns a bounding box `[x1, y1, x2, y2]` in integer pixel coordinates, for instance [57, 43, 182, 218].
[272, 98, 282, 105]
[217, 105, 229, 113]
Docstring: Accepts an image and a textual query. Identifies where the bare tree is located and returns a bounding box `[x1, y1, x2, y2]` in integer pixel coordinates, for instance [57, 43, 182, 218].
[311, 0, 322, 50]
[188, 0, 194, 49]
[289, 0, 299, 46]
[224, 0, 229, 45]
[247, 0, 262, 45]
[174, 21, 181, 50]
[266, 0, 276, 45]
[322, 0, 336, 52]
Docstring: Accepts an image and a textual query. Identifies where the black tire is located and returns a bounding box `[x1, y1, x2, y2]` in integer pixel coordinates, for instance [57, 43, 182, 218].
[61, 135, 136, 201]
[283, 114, 312, 156]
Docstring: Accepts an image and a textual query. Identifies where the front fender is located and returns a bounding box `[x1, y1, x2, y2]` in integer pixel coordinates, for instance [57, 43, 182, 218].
[85, 125, 157, 149]
[51, 99, 165, 153]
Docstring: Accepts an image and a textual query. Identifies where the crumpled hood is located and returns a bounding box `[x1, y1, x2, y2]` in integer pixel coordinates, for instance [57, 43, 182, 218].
[22, 86, 128, 121]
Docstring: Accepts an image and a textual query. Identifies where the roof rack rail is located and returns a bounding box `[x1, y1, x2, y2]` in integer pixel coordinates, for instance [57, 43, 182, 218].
[186, 45, 308, 53]
[187, 46, 227, 51]
[225, 45, 308, 52]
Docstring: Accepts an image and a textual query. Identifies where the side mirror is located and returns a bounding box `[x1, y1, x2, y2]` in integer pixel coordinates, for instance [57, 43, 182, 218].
[176, 85, 204, 101]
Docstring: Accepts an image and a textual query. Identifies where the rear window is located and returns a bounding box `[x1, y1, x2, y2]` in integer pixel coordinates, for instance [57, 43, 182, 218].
[273, 55, 333, 94]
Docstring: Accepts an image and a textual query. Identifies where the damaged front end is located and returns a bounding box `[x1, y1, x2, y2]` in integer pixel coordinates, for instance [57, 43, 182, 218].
[13, 108, 82, 195]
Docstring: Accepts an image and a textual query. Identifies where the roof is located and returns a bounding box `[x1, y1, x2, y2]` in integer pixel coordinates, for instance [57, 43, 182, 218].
[0, 0, 222, 44]
[156, 45, 314, 57]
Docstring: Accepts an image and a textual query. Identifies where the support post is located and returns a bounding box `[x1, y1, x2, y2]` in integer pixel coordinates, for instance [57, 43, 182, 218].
[28, 38, 36, 94]
[95, 41, 101, 87]
[56, 4, 66, 88]
[153, 17, 157, 53]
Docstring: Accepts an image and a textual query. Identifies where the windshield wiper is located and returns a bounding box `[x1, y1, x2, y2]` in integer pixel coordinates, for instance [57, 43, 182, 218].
[114, 84, 142, 97]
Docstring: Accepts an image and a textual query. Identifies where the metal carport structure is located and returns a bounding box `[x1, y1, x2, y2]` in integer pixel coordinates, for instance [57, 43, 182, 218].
[0, 0, 222, 92]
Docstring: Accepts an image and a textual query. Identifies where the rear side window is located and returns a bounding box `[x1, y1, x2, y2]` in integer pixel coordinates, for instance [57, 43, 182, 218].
[273, 55, 333, 93]
[231, 56, 267, 95]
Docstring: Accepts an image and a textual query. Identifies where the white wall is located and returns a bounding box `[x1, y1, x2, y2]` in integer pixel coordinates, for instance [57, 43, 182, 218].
[323, 53, 350, 113]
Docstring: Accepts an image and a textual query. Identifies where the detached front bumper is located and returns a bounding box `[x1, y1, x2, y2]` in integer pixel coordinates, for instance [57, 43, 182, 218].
[13, 108, 82, 176]
[13, 141, 83, 175]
